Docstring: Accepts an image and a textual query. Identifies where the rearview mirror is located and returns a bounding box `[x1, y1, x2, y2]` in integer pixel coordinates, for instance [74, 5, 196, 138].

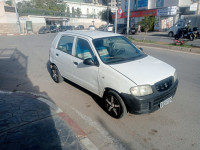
[83, 58, 95, 65]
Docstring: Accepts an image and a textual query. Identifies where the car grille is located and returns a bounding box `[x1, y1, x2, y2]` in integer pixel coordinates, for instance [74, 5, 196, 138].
[155, 77, 173, 92]
[153, 85, 177, 107]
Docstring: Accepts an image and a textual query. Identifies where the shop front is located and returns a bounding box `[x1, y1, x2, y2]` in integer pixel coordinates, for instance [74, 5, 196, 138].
[156, 6, 179, 31]
[112, 9, 157, 29]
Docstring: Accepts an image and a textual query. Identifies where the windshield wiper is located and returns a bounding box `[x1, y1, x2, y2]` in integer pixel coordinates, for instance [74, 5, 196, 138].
[104, 56, 126, 60]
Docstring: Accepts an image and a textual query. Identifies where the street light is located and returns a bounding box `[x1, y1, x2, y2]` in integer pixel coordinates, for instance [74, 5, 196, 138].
[13, 0, 21, 33]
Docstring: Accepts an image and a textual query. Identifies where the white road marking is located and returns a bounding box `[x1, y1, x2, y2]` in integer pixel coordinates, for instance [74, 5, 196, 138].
[70, 106, 128, 150]
[80, 137, 98, 150]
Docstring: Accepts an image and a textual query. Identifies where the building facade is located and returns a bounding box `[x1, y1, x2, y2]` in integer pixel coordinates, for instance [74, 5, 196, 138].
[117, 0, 194, 31]
[64, 0, 107, 18]
[0, 1, 19, 34]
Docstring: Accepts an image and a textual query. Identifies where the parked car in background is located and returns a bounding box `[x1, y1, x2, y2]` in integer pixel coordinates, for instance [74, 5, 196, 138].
[38, 26, 50, 34]
[76, 25, 84, 30]
[49, 31, 178, 119]
[59, 26, 74, 32]
[97, 25, 106, 31]
[88, 25, 96, 30]
[50, 25, 58, 33]
[114, 24, 136, 34]
[104, 24, 114, 32]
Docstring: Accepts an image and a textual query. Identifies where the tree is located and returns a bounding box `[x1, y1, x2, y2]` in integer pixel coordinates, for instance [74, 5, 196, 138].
[33, 0, 66, 12]
[17, 0, 66, 16]
[66, 6, 71, 17]
[101, 8, 113, 24]
[138, 16, 157, 41]
[5, 0, 12, 6]
[76, 8, 82, 18]
[72, 7, 76, 18]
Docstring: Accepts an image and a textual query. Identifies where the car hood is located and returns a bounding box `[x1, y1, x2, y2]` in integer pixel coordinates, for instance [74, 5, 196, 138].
[109, 55, 175, 85]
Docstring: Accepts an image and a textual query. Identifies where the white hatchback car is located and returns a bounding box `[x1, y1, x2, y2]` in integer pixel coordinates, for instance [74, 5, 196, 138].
[49, 31, 178, 119]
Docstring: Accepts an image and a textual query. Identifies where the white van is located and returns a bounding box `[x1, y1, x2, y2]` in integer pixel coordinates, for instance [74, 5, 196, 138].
[49, 31, 178, 119]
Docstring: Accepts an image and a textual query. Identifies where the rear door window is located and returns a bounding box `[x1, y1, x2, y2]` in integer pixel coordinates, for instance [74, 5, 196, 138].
[57, 36, 74, 55]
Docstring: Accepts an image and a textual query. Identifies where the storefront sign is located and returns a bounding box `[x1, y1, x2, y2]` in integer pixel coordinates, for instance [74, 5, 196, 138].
[112, 9, 157, 19]
[157, 6, 178, 16]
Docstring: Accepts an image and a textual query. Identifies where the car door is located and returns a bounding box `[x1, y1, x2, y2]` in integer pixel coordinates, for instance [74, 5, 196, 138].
[71, 37, 99, 95]
[54, 35, 75, 80]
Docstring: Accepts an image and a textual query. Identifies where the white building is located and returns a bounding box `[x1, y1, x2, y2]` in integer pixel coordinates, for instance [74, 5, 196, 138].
[64, 0, 107, 18]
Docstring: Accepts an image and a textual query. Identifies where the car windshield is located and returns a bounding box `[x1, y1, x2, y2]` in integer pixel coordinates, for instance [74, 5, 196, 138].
[93, 36, 146, 64]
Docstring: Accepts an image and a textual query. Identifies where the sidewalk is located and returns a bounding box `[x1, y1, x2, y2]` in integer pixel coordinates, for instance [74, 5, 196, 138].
[0, 91, 97, 150]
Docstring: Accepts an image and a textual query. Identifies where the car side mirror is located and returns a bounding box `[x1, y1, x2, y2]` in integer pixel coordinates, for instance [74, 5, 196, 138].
[83, 58, 95, 66]
[139, 47, 143, 51]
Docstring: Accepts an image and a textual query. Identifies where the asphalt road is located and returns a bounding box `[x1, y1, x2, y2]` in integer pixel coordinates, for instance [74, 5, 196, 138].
[0, 33, 200, 150]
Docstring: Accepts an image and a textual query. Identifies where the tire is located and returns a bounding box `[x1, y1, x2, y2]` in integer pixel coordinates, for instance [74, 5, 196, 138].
[174, 35, 179, 40]
[51, 65, 63, 83]
[168, 32, 174, 37]
[104, 90, 127, 119]
[189, 34, 194, 41]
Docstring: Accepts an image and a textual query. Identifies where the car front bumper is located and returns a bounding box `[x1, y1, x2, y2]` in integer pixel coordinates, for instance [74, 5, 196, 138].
[121, 79, 179, 114]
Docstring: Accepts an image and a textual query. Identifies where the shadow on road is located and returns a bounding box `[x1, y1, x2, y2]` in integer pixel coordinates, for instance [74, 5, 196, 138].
[0, 48, 81, 149]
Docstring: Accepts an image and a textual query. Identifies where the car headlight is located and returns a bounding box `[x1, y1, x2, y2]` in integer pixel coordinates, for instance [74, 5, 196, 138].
[174, 71, 177, 82]
[130, 85, 153, 97]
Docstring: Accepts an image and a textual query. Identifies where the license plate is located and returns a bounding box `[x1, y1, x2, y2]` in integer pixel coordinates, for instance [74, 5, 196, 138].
[160, 97, 172, 108]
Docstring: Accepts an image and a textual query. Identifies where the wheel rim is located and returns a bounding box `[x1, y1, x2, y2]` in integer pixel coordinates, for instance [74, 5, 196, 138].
[105, 95, 121, 117]
[52, 67, 58, 82]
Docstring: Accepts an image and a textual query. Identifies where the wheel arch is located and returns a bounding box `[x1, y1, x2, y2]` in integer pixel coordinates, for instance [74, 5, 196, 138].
[103, 87, 129, 111]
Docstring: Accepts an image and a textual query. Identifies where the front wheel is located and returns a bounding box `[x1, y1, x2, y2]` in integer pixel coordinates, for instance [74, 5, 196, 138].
[104, 90, 127, 119]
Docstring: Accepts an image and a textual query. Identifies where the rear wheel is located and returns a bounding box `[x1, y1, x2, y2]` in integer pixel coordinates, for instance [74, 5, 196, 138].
[174, 35, 179, 40]
[51, 65, 63, 83]
[168, 32, 174, 37]
[189, 34, 194, 41]
[104, 90, 127, 119]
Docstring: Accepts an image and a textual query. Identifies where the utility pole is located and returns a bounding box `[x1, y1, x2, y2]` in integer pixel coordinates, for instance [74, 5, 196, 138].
[13, 0, 21, 33]
[197, 0, 200, 15]
[107, 0, 109, 25]
[126, 0, 130, 35]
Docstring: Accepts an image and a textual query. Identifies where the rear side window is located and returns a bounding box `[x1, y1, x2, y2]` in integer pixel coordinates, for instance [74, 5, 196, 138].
[57, 36, 74, 55]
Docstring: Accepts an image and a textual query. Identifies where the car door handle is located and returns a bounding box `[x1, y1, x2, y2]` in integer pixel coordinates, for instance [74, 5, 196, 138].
[73, 61, 78, 65]
[56, 53, 59, 56]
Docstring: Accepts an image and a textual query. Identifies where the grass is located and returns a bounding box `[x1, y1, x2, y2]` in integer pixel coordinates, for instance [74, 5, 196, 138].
[127, 36, 193, 48]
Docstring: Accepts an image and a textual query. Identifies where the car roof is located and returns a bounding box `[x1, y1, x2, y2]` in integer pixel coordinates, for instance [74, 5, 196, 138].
[59, 30, 122, 39]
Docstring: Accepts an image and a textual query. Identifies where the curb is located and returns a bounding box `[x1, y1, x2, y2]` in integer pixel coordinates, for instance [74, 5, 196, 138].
[0, 90, 98, 150]
[0, 33, 34, 36]
[133, 41, 200, 54]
